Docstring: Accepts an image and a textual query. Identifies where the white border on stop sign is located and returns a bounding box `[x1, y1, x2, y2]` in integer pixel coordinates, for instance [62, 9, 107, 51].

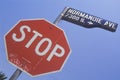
[4, 18, 72, 77]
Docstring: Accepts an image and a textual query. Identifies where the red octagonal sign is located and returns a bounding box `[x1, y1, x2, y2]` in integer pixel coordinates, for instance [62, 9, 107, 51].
[4, 19, 71, 76]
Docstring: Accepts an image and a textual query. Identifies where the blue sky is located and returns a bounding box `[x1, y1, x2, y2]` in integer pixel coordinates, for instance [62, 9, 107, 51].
[0, 0, 120, 80]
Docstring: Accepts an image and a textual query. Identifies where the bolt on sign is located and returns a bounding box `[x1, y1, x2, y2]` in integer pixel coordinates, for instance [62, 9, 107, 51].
[4, 19, 71, 76]
[62, 7, 118, 32]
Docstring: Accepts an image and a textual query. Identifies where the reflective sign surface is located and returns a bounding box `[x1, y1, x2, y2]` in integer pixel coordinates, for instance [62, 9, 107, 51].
[62, 7, 118, 32]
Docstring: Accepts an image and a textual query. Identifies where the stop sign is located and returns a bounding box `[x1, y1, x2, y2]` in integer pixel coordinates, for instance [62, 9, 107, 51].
[4, 19, 71, 76]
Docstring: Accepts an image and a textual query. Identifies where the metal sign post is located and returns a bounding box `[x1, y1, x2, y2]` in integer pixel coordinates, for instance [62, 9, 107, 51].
[9, 69, 22, 80]
[53, 7, 69, 24]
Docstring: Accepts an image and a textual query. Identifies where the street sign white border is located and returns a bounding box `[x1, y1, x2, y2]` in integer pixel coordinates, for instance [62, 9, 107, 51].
[4, 18, 72, 77]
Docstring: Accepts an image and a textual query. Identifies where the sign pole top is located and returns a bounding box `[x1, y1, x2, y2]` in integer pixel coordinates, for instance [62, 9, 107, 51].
[53, 7, 69, 25]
